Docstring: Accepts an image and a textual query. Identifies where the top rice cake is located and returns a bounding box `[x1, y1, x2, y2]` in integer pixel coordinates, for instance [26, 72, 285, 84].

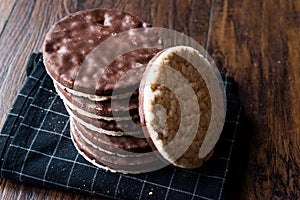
[43, 9, 161, 97]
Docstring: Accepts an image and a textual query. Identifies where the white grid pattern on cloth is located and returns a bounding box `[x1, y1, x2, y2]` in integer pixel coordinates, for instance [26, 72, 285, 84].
[114, 174, 123, 198]
[8, 144, 97, 170]
[17, 95, 58, 182]
[121, 174, 214, 200]
[30, 104, 69, 118]
[138, 174, 148, 200]
[18, 93, 34, 100]
[8, 113, 24, 119]
[191, 172, 202, 200]
[28, 75, 40, 82]
[20, 123, 71, 139]
[216, 156, 230, 161]
[217, 106, 242, 200]
[5, 83, 238, 200]
[181, 169, 224, 180]
[164, 168, 176, 200]
[90, 167, 99, 194]
[0, 53, 243, 200]
[6, 87, 42, 120]
[0, 68, 46, 176]
[11, 85, 236, 199]
[1, 169, 121, 200]
[42, 118, 70, 183]
[8, 140, 225, 200]
[223, 76, 228, 96]
[0, 134, 10, 137]
[9, 101, 235, 199]
[66, 153, 79, 189]
[7, 90, 42, 117]
[223, 138, 235, 143]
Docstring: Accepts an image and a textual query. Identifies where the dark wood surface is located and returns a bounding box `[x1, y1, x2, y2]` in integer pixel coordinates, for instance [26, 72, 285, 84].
[0, 0, 299, 199]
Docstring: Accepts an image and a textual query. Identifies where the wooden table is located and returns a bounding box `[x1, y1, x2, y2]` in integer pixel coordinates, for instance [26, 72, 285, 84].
[0, 0, 299, 199]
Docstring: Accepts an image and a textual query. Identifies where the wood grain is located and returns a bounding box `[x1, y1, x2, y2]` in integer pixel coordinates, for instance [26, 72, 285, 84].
[0, 0, 17, 35]
[209, 0, 300, 199]
[1, 0, 299, 199]
[0, 0, 211, 199]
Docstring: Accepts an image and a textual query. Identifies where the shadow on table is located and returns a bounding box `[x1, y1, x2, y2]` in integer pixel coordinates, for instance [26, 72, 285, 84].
[225, 113, 253, 200]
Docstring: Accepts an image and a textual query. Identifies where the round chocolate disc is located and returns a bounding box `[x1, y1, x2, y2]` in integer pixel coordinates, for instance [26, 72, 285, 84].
[43, 9, 160, 96]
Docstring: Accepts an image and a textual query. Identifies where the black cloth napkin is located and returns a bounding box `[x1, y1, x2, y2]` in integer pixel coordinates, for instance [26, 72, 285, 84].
[0, 53, 243, 200]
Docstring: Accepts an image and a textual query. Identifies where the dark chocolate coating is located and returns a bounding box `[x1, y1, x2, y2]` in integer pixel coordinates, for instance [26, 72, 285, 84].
[43, 9, 161, 95]
[71, 121, 164, 172]
[56, 83, 139, 117]
[73, 119, 151, 153]
[68, 104, 142, 133]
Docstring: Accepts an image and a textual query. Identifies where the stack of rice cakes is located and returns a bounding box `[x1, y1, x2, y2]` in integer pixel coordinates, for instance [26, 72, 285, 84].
[43, 9, 162, 173]
[43, 8, 220, 174]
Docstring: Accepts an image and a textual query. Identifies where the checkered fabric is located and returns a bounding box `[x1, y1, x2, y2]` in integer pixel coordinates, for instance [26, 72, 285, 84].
[0, 53, 243, 200]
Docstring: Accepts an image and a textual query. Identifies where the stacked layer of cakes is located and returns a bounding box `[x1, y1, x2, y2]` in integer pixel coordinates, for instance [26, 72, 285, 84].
[43, 8, 223, 174]
[43, 9, 163, 173]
